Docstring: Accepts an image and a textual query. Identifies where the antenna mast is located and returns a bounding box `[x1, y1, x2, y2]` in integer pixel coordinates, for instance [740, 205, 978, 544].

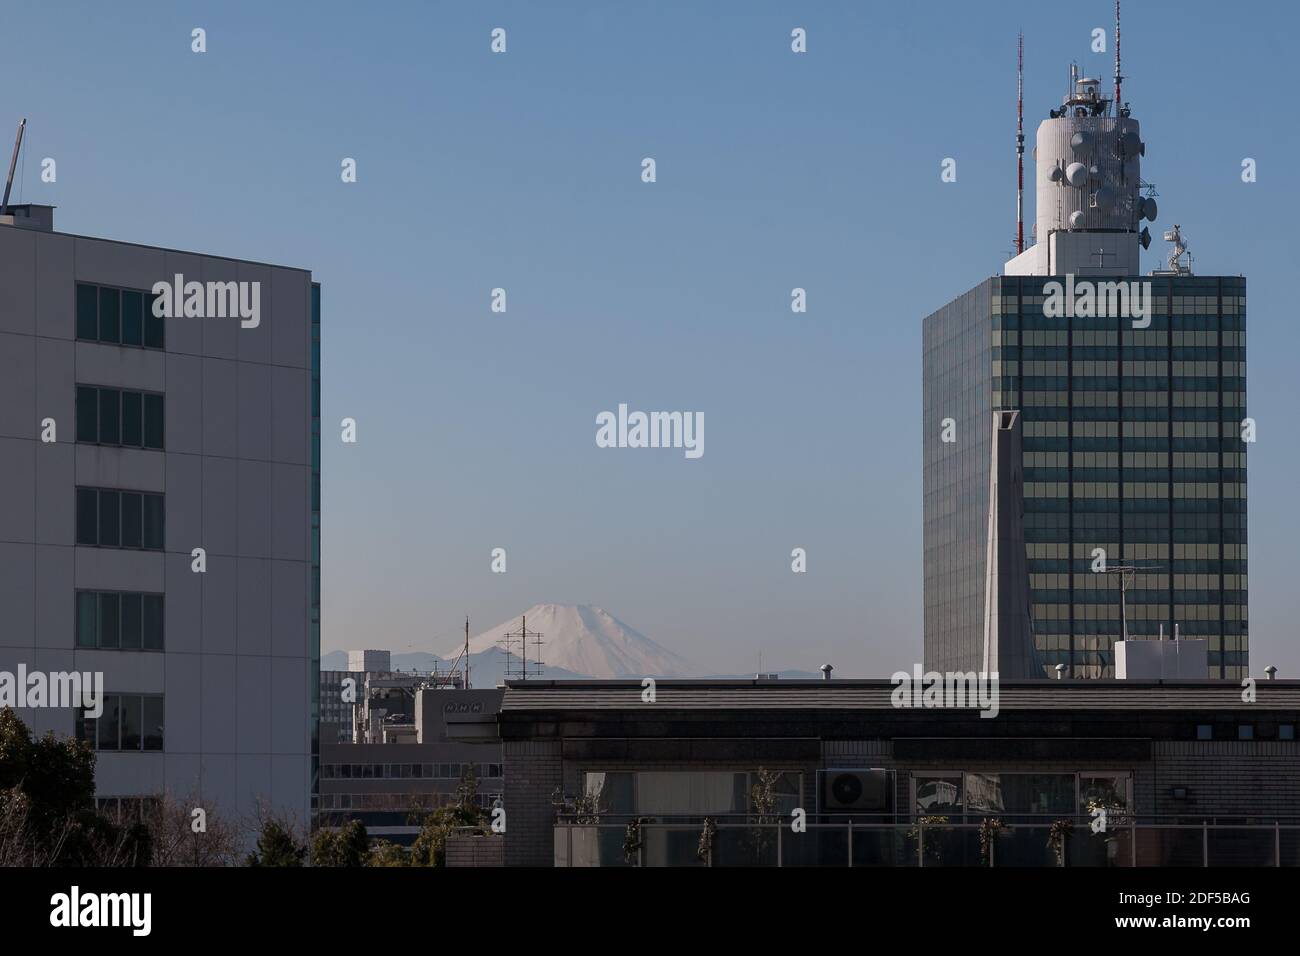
[500, 614, 545, 680]
[465, 616, 471, 689]
[1, 118, 26, 217]
[1113, 0, 1122, 113]
[1016, 33, 1024, 255]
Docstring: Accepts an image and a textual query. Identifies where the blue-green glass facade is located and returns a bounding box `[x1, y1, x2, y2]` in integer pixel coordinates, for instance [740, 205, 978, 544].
[924, 275, 1247, 679]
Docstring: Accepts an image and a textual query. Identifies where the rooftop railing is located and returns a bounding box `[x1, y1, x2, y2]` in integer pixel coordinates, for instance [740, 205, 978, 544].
[553, 817, 1300, 867]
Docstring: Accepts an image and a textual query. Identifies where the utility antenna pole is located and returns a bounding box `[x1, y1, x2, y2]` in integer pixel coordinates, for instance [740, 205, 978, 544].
[1016, 32, 1025, 255]
[1113, 0, 1123, 113]
[499, 614, 545, 680]
[1100, 564, 1162, 642]
[1, 118, 27, 217]
[465, 616, 471, 689]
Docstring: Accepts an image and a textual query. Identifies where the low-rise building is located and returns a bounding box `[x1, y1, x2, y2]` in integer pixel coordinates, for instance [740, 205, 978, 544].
[318, 688, 503, 843]
[498, 678, 1300, 867]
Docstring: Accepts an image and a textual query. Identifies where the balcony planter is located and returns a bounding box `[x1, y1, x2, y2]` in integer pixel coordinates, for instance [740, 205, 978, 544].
[1048, 819, 1075, 867]
[906, 815, 951, 866]
[978, 817, 1007, 867]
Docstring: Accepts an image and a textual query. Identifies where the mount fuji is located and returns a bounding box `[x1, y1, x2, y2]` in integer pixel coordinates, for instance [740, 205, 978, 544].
[446, 603, 694, 679]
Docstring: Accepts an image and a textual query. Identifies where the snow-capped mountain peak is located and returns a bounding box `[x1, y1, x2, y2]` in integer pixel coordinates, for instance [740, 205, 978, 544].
[447, 603, 692, 678]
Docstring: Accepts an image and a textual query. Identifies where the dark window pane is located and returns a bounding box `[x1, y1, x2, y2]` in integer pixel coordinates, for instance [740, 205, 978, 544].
[143, 697, 164, 751]
[76, 592, 98, 647]
[75, 713, 95, 747]
[120, 696, 142, 751]
[143, 394, 164, 449]
[99, 592, 120, 648]
[143, 595, 164, 650]
[98, 490, 120, 547]
[76, 489, 98, 544]
[121, 391, 142, 446]
[121, 492, 143, 549]
[144, 295, 164, 348]
[99, 288, 121, 343]
[76, 386, 98, 442]
[76, 284, 99, 340]
[98, 387, 120, 445]
[98, 696, 120, 750]
[142, 494, 164, 550]
[120, 593, 142, 649]
[121, 290, 143, 346]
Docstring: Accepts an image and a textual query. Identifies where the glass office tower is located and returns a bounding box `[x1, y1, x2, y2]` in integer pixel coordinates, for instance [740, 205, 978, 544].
[923, 274, 1247, 679]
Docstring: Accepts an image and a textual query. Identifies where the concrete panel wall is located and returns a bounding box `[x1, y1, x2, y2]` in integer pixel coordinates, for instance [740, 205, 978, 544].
[0, 221, 314, 833]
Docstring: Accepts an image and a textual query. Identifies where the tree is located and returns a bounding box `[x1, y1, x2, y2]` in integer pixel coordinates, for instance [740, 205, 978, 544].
[246, 818, 307, 867]
[144, 792, 240, 867]
[311, 819, 369, 867]
[0, 707, 146, 865]
[365, 839, 409, 867]
[407, 766, 489, 867]
[0, 707, 95, 837]
[58, 811, 153, 867]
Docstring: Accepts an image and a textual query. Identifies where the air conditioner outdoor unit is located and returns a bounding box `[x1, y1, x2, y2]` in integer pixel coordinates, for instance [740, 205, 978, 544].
[821, 768, 893, 812]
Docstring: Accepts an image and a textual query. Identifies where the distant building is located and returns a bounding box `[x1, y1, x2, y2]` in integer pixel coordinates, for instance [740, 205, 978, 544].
[318, 688, 503, 843]
[319, 670, 356, 744]
[320, 649, 470, 746]
[348, 649, 391, 673]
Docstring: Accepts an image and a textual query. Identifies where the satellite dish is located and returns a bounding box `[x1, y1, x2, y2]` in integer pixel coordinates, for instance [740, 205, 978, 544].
[1065, 162, 1089, 187]
[1071, 131, 1091, 151]
[1049, 166, 1065, 183]
[1140, 226, 1152, 250]
[1069, 210, 1086, 228]
[1144, 197, 1158, 222]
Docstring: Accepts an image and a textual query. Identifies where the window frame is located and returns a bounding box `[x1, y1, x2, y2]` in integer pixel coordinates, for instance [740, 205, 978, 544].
[75, 487, 165, 551]
[77, 693, 165, 752]
[74, 590, 165, 652]
[74, 385, 165, 450]
[74, 282, 165, 351]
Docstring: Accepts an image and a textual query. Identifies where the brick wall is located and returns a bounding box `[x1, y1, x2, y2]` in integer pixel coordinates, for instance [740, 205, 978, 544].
[503, 741, 563, 866]
[1151, 741, 1300, 819]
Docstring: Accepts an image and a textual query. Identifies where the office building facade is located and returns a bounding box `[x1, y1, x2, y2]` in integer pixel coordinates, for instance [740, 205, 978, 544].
[923, 70, 1246, 679]
[924, 275, 1247, 678]
[0, 204, 319, 827]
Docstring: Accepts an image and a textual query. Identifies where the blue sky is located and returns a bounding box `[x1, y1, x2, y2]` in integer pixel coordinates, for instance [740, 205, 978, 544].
[5, 1, 1298, 676]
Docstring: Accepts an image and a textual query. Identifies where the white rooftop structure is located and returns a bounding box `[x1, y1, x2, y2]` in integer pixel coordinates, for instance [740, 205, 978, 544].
[1005, 66, 1157, 278]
